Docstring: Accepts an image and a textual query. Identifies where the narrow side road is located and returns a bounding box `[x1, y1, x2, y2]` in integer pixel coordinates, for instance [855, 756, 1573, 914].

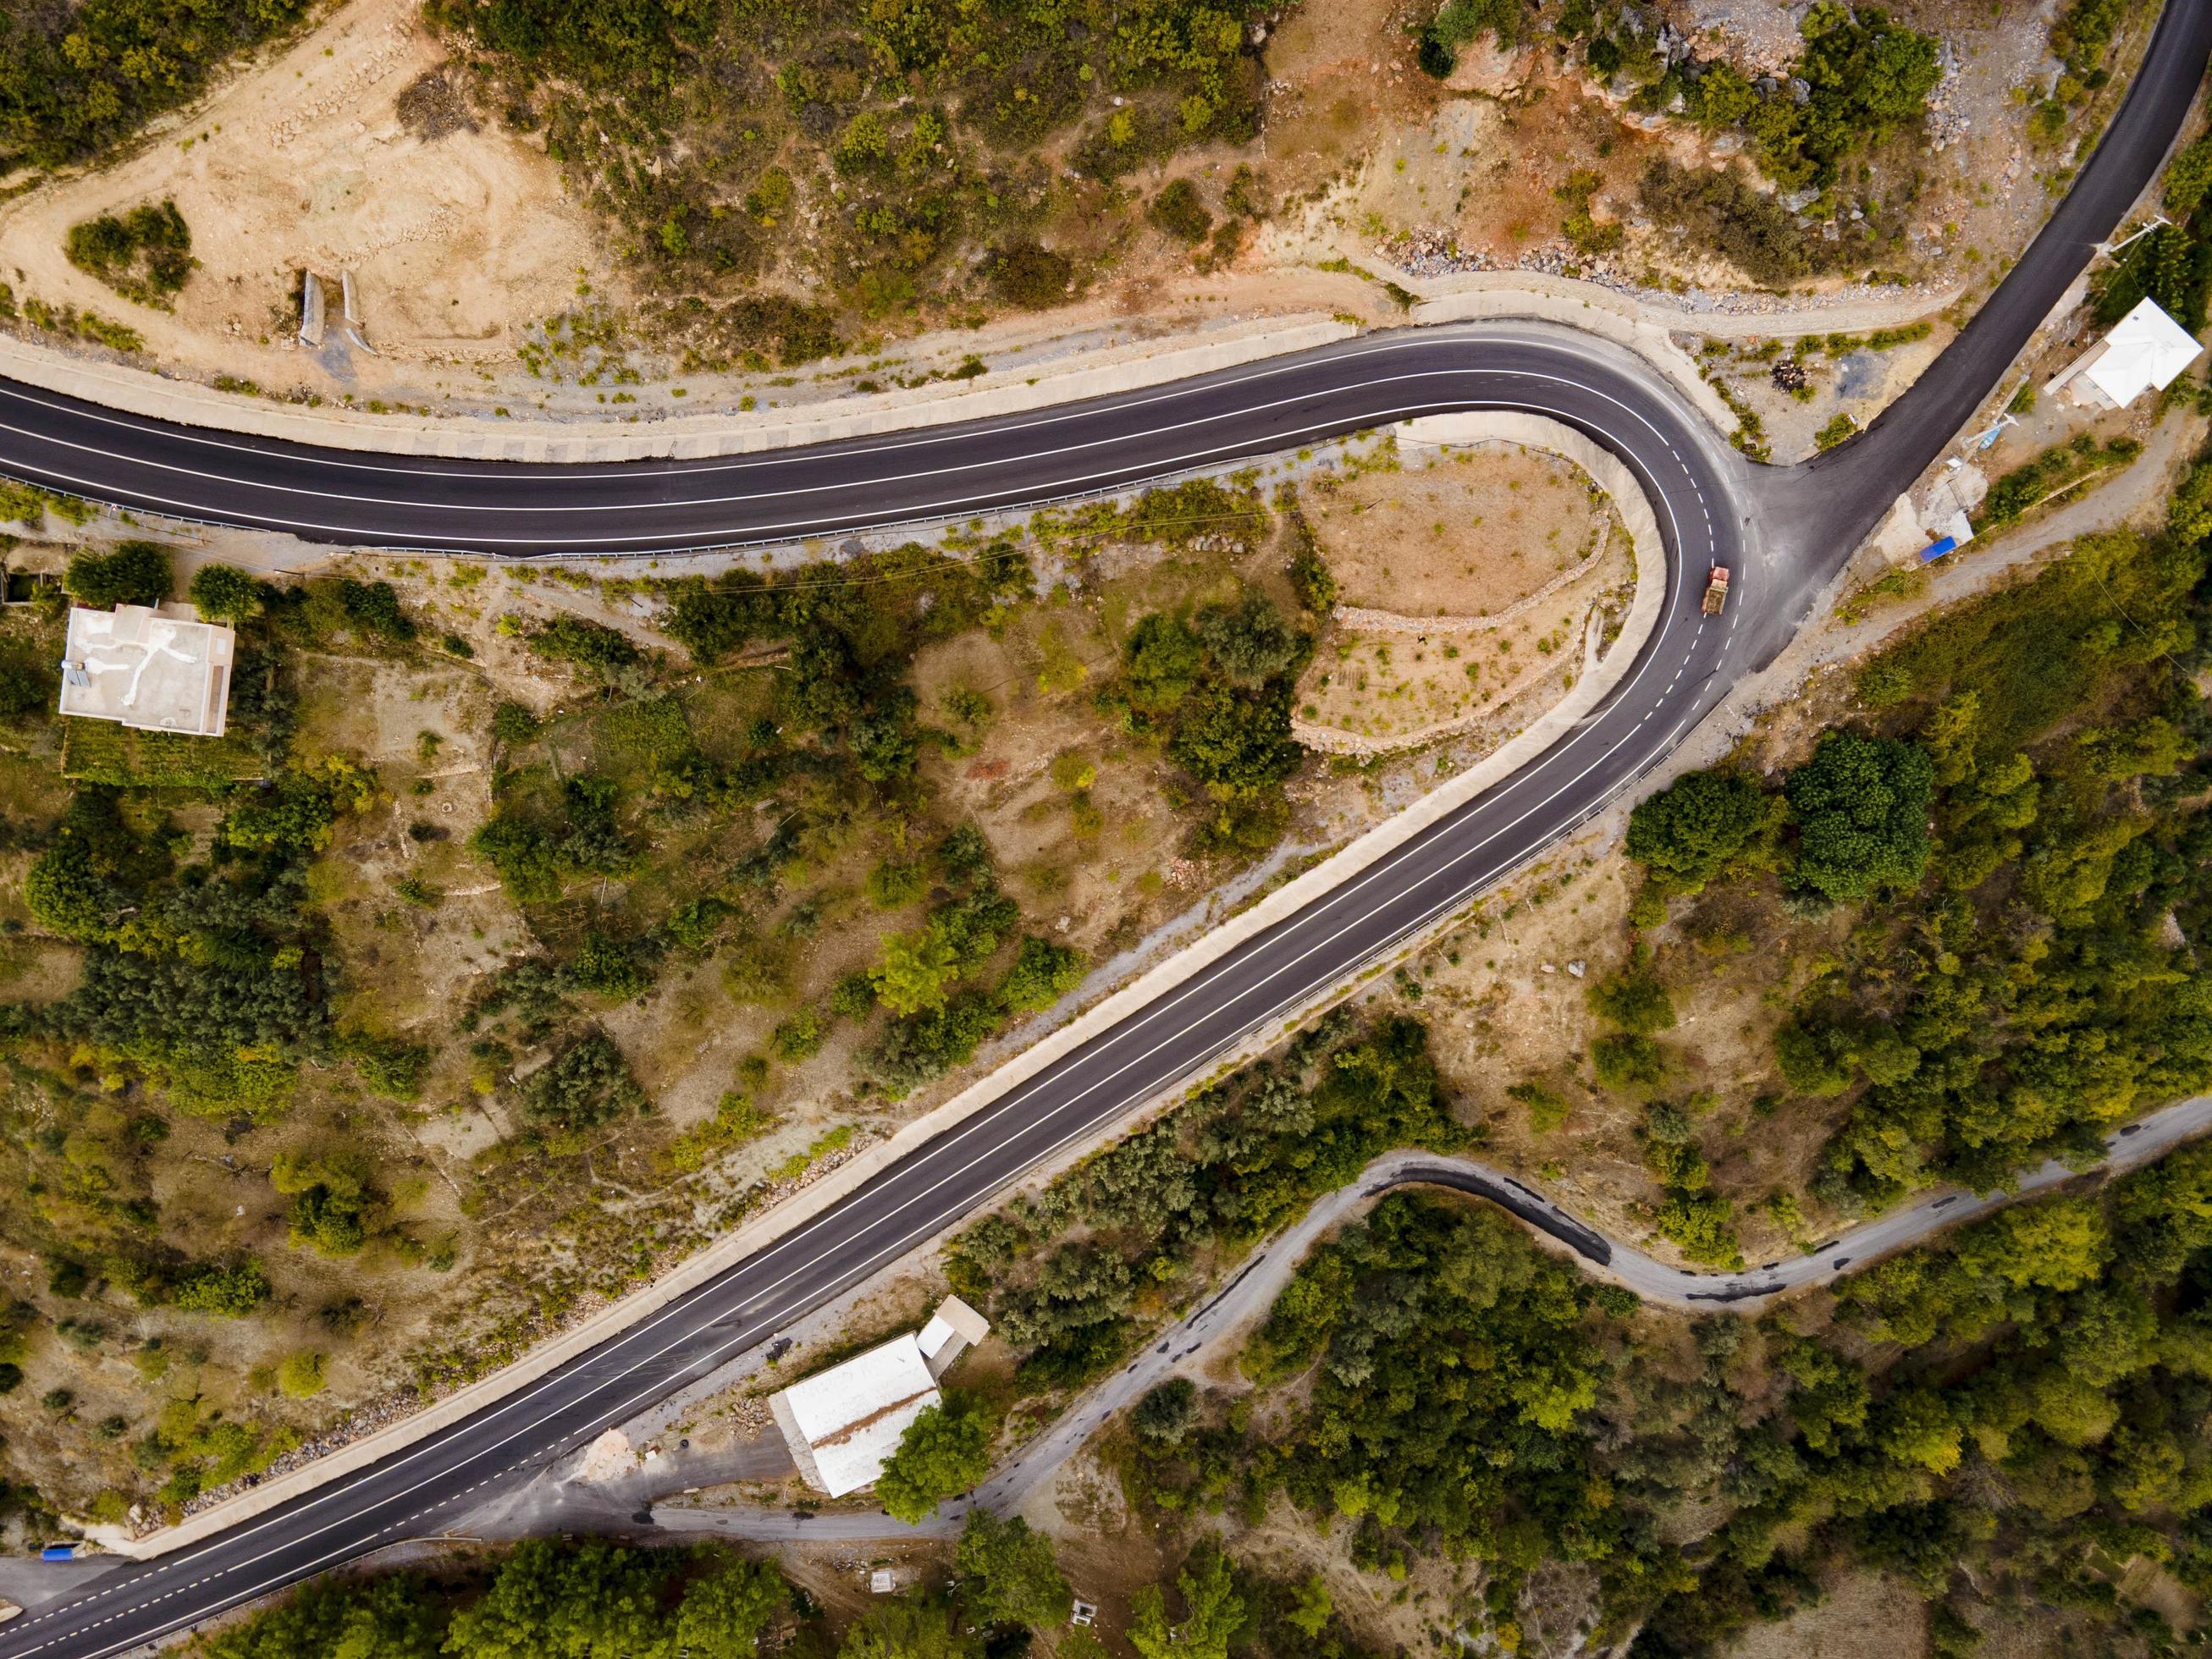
[632, 1090, 2212, 1548]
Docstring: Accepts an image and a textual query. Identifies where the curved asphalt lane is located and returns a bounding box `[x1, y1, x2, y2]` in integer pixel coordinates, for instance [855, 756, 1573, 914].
[0, 3, 2206, 1650]
[2, 339, 1746, 1658]
[0, 327, 1727, 556]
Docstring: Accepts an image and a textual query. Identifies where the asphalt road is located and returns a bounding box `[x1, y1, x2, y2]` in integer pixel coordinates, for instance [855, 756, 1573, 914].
[1, 3, 2206, 1650]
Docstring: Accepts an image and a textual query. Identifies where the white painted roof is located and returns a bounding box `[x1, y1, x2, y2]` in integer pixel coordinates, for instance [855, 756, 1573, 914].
[2083, 297, 2204, 407]
[775, 1336, 941, 1497]
[58, 605, 234, 737]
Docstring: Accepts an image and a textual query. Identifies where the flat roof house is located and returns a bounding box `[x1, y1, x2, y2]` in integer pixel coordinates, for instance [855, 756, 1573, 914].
[57, 604, 234, 738]
[769, 1297, 990, 1497]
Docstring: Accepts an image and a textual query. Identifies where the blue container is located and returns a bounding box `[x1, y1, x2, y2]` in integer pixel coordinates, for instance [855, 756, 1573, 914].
[1918, 536, 1958, 564]
[40, 1544, 79, 1562]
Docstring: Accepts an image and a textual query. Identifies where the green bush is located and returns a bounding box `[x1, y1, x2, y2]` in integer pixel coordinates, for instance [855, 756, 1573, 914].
[1638, 161, 1817, 286]
[523, 1028, 648, 1130]
[169, 1260, 272, 1317]
[64, 200, 195, 306]
[1149, 179, 1214, 244]
[993, 240, 1073, 309]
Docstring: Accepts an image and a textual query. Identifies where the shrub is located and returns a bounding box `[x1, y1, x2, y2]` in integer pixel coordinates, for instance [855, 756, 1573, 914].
[1149, 179, 1213, 244]
[1637, 161, 1814, 286]
[523, 1028, 648, 1129]
[1591, 1033, 1669, 1090]
[567, 931, 650, 1000]
[1587, 961, 1675, 1033]
[867, 857, 929, 909]
[65, 200, 195, 305]
[170, 1260, 272, 1317]
[530, 614, 640, 674]
[275, 1351, 327, 1399]
[993, 240, 1073, 308]
[491, 702, 541, 745]
[1508, 1079, 1570, 1133]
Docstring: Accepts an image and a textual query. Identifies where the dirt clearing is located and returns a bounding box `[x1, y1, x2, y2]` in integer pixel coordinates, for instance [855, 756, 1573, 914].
[0, 0, 603, 400]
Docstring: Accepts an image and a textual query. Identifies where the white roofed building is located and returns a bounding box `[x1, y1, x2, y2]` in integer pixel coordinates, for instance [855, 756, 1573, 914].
[58, 604, 234, 738]
[2044, 296, 2204, 410]
[769, 1297, 990, 1497]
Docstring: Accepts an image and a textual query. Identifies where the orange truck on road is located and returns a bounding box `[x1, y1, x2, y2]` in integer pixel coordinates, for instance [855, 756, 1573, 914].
[1702, 564, 1729, 615]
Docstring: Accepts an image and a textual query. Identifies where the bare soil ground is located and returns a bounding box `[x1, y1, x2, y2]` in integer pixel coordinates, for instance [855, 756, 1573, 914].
[1293, 445, 1632, 751]
[1313, 446, 1610, 616]
[0, 0, 602, 403]
[1723, 1568, 1928, 1659]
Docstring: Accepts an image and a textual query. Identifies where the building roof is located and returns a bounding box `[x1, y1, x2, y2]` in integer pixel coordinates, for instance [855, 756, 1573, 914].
[2082, 297, 2204, 407]
[918, 1295, 990, 1368]
[775, 1335, 942, 1497]
[58, 605, 234, 738]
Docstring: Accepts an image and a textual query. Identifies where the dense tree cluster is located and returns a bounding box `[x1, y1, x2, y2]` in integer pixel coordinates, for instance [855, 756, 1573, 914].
[1623, 523, 2212, 1212]
[0, 0, 311, 171]
[1102, 590, 1310, 852]
[200, 1542, 791, 1659]
[946, 1012, 1459, 1392]
[27, 790, 334, 1119]
[1625, 1149, 2212, 1654]
[422, 0, 1266, 346]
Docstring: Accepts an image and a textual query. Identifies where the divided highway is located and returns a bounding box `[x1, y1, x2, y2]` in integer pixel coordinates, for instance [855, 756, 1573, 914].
[0, 2, 2206, 1650]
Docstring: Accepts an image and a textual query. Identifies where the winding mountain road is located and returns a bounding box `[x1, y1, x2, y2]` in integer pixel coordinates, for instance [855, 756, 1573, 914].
[1, 2, 2207, 1651]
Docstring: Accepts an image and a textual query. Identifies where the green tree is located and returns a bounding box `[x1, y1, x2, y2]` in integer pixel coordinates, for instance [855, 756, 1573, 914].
[838, 1595, 975, 1659]
[1130, 1542, 1246, 1659]
[2167, 134, 2212, 216]
[1283, 1575, 1332, 1640]
[1877, 1387, 1961, 1474]
[1132, 1376, 1199, 1445]
[997, 936, 1085, 1014]
[196, 1577, 443, 1659]
[443, 1538, 676, 1659]
[955, 1511, 1073, 1628]
[1625, 769, 1771, 896]
[1784, 730, 1933, 904]
[64, 540, 172, 609]
[1168, 682, 1301, 799]
[876, 1393, 994, 1523]
[187, 562, 262, 624]
[673, 1557, 790, 1658]
[1122, 613, 1206, 714]
[873, 925, 964, 1017]
[1194, 594, 1306, 686]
